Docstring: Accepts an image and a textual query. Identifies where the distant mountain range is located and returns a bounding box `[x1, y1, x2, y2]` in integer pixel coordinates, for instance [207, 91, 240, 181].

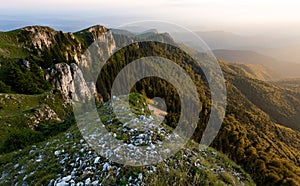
[213, 49, 300, 80]
[172, 31, 300, 80]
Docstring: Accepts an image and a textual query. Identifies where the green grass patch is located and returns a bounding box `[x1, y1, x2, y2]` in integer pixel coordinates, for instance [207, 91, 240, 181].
[0, 93, 74, 154]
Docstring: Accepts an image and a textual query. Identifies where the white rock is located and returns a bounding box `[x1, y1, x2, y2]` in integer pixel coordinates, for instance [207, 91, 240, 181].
[152, 166, 157, 172]
[49, 63, 94, 103]
[69, 180, 75, 186]
[14, 164, 19, 169]
[54, 150, 61, 156]
[92, 180, 99, 186]
[36, 159, 43, 162]
[138, 173, 143, 180]
[23, 175, 28, 181]
[102, 162, 110, 172]
[85, 178, 91, 185]
[94, 157, 101, 164]
[56, 182, 68, 186]
[48, 179, 55, 186]
[61, 175, 71, 182]
[18, 170, 25, 174]
[76, 182, 84, 186]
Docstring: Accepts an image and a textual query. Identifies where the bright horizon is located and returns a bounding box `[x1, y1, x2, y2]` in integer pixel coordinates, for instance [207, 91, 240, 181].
[1, 0, 300, 36]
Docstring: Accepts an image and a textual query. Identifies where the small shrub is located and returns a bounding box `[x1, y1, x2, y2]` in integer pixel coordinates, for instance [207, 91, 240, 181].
[0, 127, 44, 154]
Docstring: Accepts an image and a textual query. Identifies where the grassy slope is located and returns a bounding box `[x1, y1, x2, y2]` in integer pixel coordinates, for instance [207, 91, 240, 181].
[0, 30, 28, 59]
[0, 93, 68, 127]
[0, 125, 254, 186]
[0, 93, 72, 154]
[0, 94, 255, 186]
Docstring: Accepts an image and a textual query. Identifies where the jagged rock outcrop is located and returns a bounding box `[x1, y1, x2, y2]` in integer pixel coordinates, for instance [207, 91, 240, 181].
[29, 25, 117, 103]
[48, 63, 95, 103]
[26, 104, 61, 129]
[77, 25, 117, 71]
[23, 26, 57, 50]
[22, 26, 84, 65]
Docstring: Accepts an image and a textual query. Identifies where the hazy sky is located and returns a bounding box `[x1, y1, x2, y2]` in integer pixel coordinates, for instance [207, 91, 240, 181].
[1, 0, 300, 35]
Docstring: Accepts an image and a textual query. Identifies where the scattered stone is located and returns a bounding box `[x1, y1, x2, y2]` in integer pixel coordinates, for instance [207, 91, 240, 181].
[61, 175, 71, 182]
[54, 150, 61, 156]
[36, 159, 43, 162]
[85, 178, 91, 185]
[14, 164, 19, 169]
[91, 180, 99, 186]
[23, 175, 28, 181]
[138, 173, 143, 180]
[0, 95, 250, 186]
[102, 162, 110, 172]
[94, 157, 101, 164]
[152, 166, 157, 172]
[48, 179, 55, 186]
[18, 169, 25, 175]
[69, 180, 75, 186]
[56, 182, 68, 186]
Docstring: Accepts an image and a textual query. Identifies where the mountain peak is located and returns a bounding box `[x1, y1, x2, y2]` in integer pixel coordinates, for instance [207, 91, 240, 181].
[22, 25, 56, 33]
[78, 25, 109, 34]
[141, 28, 158, 34]
[75, 25, 111, 43]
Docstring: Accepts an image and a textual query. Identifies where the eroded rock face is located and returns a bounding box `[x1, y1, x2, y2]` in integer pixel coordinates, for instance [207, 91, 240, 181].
[25, 104, 61, 129]
[70, 63, 97, 102]
[79, 26, 117, 72]
[22, 26, 83, 64]
[49, 26, 116, 103]
[23, 26, 57, 50]
[48, 63, 95, 103]
[49, 63, 73, 101]
[24, 25, 117, 103]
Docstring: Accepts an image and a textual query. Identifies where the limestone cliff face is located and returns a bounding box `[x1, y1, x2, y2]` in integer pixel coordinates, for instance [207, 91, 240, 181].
[48, 63, 73, 101]
[29, 25, 117, 103]
[48, 63, 95, 103]
[22, 26, 84, 65]
[75, 25, 117, 103]
[23, 26, 57, 50]
[78, 25, 116, 70]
